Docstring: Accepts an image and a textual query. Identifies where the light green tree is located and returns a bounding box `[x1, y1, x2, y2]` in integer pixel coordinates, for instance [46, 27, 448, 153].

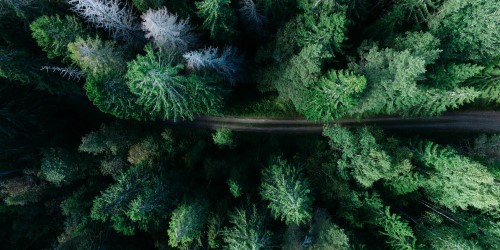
[223, 205, 272, 250]
[260, 157, 313, 225]
[167, 200, 209, 248]
[126, 45, 222, 120]
[196, 0, 237, 42]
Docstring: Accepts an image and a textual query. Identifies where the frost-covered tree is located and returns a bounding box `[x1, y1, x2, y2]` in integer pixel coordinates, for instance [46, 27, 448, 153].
[141, 7, 197, 53]
[183, 47, 242, 84]
[67, 0, 139, 40]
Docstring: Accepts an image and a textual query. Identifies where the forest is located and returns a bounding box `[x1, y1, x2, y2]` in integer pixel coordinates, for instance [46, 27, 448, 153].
[0, 0, 499, 249]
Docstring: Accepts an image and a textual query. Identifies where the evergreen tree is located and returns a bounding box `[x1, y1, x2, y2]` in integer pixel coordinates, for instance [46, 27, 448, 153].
[132, 0, 166, 12]
[196, 0, 238, 43]
[40, 147, 88, 186]
[167, 199, 209, 248]
[222, 205, 272, 249]
[30, 15, 88, 60]
[141, 7, 198, 53]
[413, 140, 499, 212]
[67, 0, 139, 40]
[183, 47, 242, 84]
[126, 44, 222, 120]
[260, 157, 313, 225]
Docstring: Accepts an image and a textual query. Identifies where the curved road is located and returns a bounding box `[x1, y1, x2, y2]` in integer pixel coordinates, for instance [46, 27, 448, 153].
[164, 111, 500, 133]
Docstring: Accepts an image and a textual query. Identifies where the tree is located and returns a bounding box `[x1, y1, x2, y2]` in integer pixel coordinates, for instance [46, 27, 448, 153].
[40, 147, 87, 186]
[239, 0, 265, 30]
[323, 125, 402, 188]
[222, 205, 272, 250]
[126, 45, 222, 120]
[379, 207, 416, 250]
[91, 162, 181, 235]
[429, 0, 500, 62]
[270, 0, 347, 61]
[183, 47, 242, 84]
[196, 0, 238, 42]
[212, 128, 234, 148]
[413, 140, 499, 212]
[67, 0, 139, 40]
[141, 7, 198, 53]
[132, 0, 166, 12]
[260, 157, 313, 225]
[30, 15, 88, 60]
[167, 200, 209, 248]
[0, 169, 47, 206]
[301, 69, 367, 121]
[309, 210, 350, 250]
[68, 36, 126, 78]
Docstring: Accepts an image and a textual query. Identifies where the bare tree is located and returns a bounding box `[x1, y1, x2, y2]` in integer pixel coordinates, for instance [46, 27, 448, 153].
[141, 7, 198, 53]
[67, 0, 138, 40]
[183, 47, 243, 85]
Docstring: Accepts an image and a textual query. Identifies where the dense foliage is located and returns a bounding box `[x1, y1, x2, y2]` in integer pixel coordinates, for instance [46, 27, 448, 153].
[0, 0, 498, 249]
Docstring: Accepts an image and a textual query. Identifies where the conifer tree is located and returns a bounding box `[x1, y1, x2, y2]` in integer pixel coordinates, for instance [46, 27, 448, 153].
[260, 157, 313, 225]
[126, 45, 222, 120]
[413, 140, 499, 212]
[183, 47, 242, 84]
[141, 7, 198, 53]
[30, 15, 88, 60]
[223, 205, 272, 249]
[40, 148, 87, 186]
[67, 0, 139, 40]
[196, 0, 238, 42]
[167, 200, 209, 248]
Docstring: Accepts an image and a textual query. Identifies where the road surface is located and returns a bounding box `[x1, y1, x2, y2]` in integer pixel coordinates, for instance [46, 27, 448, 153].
[163, 111, 500, 133]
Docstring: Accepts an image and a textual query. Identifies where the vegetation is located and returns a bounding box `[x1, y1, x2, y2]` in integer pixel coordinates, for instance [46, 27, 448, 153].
[0, 0, 498, 249]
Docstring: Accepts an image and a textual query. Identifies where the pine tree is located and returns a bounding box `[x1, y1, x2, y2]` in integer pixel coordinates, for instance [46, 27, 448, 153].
[222, 205, 272, 249]
[126, 45, 222, 120]
[40, 148, 87, 186]
[196, 0, 238, 42]
[68, 36, 126, 78]
[301, 69, 367, 121]
[239, 0, 265, 30]
[141, 7, 198, 53]
[212, 128, 234, 148]
[132, 0, 166, 12]
[183, 47, 242, 84]
[67, 0, 139, 41]
[379, 207, 416, 250]
[309, 210, 350, 250]
[413, 140, 499, 212]
[260, 157, 313, 225]
[429, 0, 500, 62]
[30, 15, 88, 60]
[167, 200, 209, 248]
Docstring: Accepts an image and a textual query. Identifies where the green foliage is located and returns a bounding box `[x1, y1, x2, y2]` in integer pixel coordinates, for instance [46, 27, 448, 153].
[132, 0, 166, 12]
[393, 31, 442, 66]
[126, 45, 222, 120]
[30, 15, 87, 60]
[227, 179, 242, 198]
[212, 128, 234, 147]
[301, 69, 367, 120]
[309, 211, 350, 250]
[271, 0, 347, 61]
[0, 170, 47, 206]
[410, 87, 480, 116]
[429, 0, 500, 62]
[323, 126, 404, 187]
[196, 0, 237, 42]
[260, 157, 312, 225]
[167, 200, 209, 248]
[223, 205, 272, 250]
[379, 207, 416, 250]
[68, 37, 126, 78]
[413, 141, 499, 212]
[91, 162, 180, 234]
[429, 63, 484, 88]
[40, 148, 86, 186]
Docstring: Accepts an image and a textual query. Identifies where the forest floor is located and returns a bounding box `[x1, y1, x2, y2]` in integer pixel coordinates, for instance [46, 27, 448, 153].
[164, 111, 500, 133]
